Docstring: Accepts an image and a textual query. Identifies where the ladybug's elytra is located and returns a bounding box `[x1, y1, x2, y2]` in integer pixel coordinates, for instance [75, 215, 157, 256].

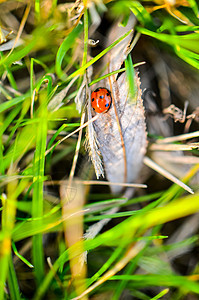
[91, 87, 112, 113]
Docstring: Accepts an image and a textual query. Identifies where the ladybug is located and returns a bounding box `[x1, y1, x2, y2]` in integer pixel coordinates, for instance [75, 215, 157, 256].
[91, 87, 112, 113]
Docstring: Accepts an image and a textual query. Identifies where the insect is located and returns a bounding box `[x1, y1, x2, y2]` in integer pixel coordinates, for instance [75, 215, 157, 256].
[91, 87, 112, 113]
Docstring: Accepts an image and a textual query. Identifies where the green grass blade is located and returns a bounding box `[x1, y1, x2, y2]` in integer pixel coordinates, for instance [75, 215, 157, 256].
[0, 40, 36, 70]
[85, 210, 138, 222]
[0, 105, 21, 137]
[7, 257, 21, 300]
[0, 181, 18, 298]
[137, 27, 199, 53]
[89, 68, 126, 86]
[129, 1, 153, 28]
[175, 25, 199, 32]
[111, 274, 199, 294]
[150, 289, 169, 300]
[6, 101, 30, 146]
[35, 0, 40, 21]
[82, 6, 88, 67]
[3, 125, 36, 170]
[187, 0, 199, 17]
[32, 96, 48, 285]
[125, 54, 136, 100]
[0, 137, 4, 174]
[137, 26, 199, 68]
[111, 0, 153, 28]
[12, 206, 62, 242]
[55, 23, 83, 79]
[88, 246, 124, 287]
[0, 92, 30, 113]
[47, 124, 67, 147]
[174, 46, 199, 69]
[5, 66, 18, 90]
[30, 58, 34, 97]
[12, 242, 34, 268]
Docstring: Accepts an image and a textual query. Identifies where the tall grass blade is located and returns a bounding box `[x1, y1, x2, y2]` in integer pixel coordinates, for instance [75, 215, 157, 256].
[32, 94, 48, 285]
[7, 257, 21, 300]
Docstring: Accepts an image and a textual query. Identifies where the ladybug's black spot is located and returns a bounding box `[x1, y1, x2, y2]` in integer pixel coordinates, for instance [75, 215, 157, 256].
[105, 103, 109, 107]
[99, 95, 104, 99]
[93, 107, 95, 111]
[95, 88, 100, 92]
[92, 98, 95, 102]
[106, 93, 109, 96]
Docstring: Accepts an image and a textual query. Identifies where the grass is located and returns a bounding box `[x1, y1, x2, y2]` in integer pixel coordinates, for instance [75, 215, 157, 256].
[0, 1, 199, 299]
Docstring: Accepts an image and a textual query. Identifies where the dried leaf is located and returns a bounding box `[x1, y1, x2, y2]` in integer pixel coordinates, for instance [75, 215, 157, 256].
[86, 16, 147, 193]
[93, 72, 147, 194]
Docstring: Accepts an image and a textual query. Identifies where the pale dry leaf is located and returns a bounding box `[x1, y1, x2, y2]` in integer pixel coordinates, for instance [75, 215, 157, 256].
[93, 72, 147, 194]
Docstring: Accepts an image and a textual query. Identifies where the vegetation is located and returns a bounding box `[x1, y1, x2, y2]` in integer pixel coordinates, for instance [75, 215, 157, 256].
[0, 0, 199, 299]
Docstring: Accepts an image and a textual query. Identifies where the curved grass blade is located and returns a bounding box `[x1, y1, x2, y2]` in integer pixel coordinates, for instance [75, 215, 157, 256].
[55, 23, 83, 79]
[12, 242, 33, 268]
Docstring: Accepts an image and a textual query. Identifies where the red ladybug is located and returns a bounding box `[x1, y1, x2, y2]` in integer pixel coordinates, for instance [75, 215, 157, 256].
[91, 87, 112, 113]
